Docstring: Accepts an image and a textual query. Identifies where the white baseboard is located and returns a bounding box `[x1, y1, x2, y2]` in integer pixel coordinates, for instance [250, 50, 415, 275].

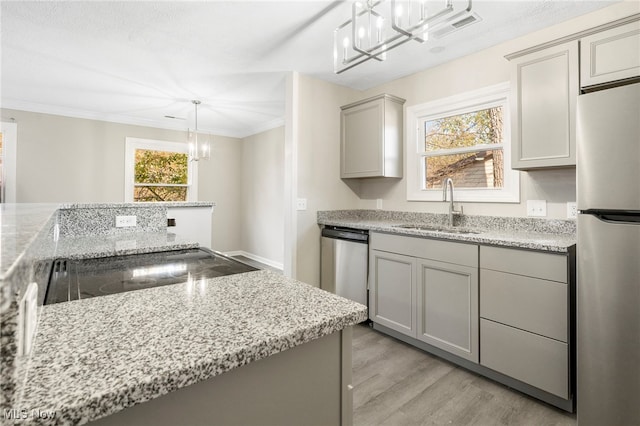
[225, 251, 284, 271]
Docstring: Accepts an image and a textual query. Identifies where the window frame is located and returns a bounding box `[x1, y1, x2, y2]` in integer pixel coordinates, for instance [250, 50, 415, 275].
[0, 121, 17, 203]
[406, 82, 519, 203]
[124, 137, 198, 203]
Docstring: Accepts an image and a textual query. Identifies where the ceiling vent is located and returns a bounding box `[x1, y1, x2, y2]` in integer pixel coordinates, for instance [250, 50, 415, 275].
[432, 12, 482, 39]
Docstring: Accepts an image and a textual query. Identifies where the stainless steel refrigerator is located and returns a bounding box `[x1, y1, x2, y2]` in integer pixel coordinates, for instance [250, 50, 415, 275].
[577, 82, 640, 425]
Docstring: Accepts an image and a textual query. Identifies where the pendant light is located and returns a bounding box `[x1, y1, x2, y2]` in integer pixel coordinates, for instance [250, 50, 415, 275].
[334, 0, 479, 74]
[188, 100, 211, 162]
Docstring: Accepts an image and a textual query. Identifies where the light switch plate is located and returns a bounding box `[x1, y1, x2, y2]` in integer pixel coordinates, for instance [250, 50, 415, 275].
[567, 202, 578, 219]
[526, 200, 547, 217]
[296, 198, 307, 211]
[376, 199, 383, 210]
[115, 215, 137, 227]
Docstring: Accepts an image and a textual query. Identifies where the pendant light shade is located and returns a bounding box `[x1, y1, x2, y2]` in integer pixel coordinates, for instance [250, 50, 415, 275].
[188, 100, 211, 162]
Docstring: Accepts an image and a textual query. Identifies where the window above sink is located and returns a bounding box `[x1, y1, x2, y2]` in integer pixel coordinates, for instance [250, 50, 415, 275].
[406, 82, 520, 203]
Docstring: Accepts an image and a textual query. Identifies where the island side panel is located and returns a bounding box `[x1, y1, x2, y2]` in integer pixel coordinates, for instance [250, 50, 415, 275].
[90, 328, 350, 426]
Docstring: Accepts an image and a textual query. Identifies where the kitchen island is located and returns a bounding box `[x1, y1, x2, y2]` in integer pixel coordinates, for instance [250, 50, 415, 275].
[1, 203, 367, 426]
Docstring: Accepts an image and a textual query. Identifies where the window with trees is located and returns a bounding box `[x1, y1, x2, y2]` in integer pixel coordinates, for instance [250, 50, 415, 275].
[406, 83, 519, 202]
[124, 138, 197, 202]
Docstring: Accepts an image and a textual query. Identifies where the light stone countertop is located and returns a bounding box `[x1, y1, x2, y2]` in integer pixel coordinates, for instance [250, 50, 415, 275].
[318, 210, 576, 253]
[15, 270, 367, 425]
[0, 204, 58, 279]
[3, 203, 366, 425]
[58, 201, 215, 209]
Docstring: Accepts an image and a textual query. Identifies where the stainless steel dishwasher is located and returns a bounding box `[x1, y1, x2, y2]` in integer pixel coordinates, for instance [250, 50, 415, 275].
[320, 226, 369, 311]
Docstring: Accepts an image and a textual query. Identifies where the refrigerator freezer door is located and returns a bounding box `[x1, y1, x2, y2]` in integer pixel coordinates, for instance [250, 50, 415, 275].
[577, 214, 640, 425]
[577, 83, 640, 211]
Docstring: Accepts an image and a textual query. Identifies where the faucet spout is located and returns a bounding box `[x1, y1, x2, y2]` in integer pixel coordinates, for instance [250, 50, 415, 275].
[442, 178, 462, 227]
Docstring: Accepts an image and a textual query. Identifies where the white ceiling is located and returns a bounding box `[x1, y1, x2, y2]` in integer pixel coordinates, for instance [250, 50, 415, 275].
[0, 0, 620, 138]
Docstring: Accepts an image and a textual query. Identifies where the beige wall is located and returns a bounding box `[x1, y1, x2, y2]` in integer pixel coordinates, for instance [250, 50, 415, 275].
[294, 74, 362, 286]
[241, 126, 285, 265]
[2, 108, 243, 251]
[354, 1, 639, 219]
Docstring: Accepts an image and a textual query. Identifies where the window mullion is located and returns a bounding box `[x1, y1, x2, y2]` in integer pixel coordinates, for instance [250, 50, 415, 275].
[419, 143, 503, 158]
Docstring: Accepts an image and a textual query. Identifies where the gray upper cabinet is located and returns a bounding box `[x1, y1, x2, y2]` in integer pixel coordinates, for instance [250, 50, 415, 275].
[340, 94, 405, 178]
[580, 20, 640, 89]
[508, 40, 579, 170]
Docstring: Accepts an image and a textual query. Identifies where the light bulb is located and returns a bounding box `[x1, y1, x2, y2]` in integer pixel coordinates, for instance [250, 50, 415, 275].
[343, 37, 350, 61]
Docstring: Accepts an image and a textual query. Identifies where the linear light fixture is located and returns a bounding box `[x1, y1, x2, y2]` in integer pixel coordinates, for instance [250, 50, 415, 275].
[188, 100, 211, 162]
[333, 0, 476, 74]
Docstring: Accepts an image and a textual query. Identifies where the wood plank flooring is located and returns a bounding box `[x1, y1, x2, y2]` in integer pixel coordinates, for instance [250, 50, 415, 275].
[352, 324, 576, 426]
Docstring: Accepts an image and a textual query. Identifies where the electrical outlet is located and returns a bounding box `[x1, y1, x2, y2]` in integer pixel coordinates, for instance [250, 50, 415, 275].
[115, 215, 137, 227]
[567, 202, 578, 219]
[526, 200, 547, 217]
[18, 282, 38, 356]
[296, 198, 307, 211]
[376, 199, 383, 210]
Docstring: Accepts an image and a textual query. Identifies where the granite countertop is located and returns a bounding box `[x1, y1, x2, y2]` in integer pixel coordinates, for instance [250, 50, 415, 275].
[0, 204, 58, 279]
[15, 270, 367, 425]
[58, 201, 216, 209]
[318, 210, 576, 253]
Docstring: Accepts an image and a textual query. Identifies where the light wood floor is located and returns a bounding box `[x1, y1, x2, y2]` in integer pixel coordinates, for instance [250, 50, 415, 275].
[352, 324, 576, 426]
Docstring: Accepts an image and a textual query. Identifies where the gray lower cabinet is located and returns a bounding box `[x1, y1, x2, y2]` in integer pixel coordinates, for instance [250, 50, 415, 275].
[369, 232, 479, 362]
[369, 249, 416, 337]
[368, 232, 575, 411]
[479, 246, 572, 401]
[417, 259, 479, 362]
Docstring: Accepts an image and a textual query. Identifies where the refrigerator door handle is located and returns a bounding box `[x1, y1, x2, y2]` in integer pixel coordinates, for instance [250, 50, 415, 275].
[581, 210, 640, 224]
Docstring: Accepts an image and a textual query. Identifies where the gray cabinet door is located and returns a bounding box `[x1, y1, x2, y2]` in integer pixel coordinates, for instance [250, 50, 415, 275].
[341, 98, 385, 178]
[510, 40, 578, 169]
[416, 259, 479, 362]
[581, 20, 640, 88]
[340, 94, 404, 178]
[369, 249, 416, 338]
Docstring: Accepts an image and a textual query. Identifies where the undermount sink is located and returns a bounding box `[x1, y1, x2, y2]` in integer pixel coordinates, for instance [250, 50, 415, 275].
[392, 224, 481, 235]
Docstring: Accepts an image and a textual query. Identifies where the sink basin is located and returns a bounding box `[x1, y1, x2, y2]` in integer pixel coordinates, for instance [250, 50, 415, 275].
[393, 224, 442, 231]
[392, 224, 481, 235]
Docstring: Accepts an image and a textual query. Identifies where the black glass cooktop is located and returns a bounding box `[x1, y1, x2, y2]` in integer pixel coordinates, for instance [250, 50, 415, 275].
[44, 248, 258, 305]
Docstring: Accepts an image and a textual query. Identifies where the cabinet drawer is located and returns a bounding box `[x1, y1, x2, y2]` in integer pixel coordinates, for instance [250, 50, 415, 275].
[480, 269, 567, 342]
[480, 319, 568, 399]
[371, 232, 477, 267]
[480, 246, 566, 282]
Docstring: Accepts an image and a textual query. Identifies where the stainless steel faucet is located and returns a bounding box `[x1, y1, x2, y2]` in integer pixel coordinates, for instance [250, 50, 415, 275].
[442, 178, 463, 227]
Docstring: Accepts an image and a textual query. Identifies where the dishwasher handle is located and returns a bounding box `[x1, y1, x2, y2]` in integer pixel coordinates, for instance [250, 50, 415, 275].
[321, 226, 368, 243]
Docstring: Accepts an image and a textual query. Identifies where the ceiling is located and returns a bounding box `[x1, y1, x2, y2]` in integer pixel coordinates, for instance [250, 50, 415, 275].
[0, 0, 621, 138]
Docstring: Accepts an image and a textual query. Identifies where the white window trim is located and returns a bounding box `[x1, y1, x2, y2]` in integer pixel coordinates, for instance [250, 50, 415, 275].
[124, 137, 198, 203]
[406, 82, 519, 203]
[1, 121, 17, 203]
